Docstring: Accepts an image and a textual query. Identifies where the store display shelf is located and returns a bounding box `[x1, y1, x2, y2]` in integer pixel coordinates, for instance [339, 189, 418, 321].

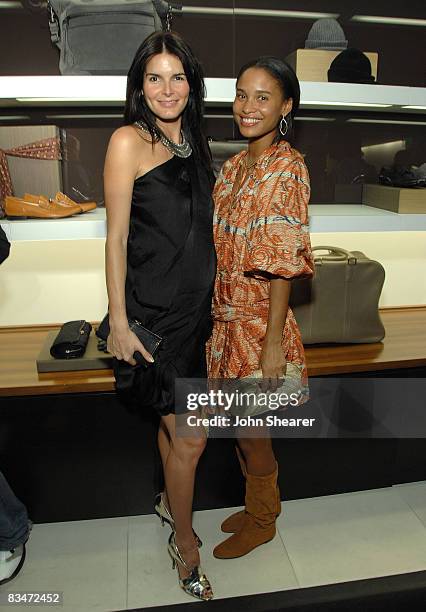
[308, 204, 426, 232]
[0, 77, 425, 113]
[2, 204, 426, 242]
[0, 207, 106, 241]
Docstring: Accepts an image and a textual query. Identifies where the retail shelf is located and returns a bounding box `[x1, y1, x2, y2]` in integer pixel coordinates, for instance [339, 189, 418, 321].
[308, 204, 426, 232]
[2, 204, 426, 242]
[0, 207, 106, 241]
[0, 77, 425, 112]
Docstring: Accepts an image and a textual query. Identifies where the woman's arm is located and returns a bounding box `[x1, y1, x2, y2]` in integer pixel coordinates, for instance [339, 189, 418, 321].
[249, 155, 313, 389]
[104, 127, 154, 365]
[260, 277, 291, 391]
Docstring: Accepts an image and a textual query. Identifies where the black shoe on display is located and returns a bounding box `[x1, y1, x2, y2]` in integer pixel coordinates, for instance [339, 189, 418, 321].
[413, 162, 426, 187]
[379, 165, 426, 188]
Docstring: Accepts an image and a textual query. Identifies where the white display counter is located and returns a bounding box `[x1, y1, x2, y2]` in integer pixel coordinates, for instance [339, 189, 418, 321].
[2, 205, 426, 242]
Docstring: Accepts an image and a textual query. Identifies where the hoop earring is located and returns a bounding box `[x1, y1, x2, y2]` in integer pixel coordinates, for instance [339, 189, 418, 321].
[279, 114, 288, 137]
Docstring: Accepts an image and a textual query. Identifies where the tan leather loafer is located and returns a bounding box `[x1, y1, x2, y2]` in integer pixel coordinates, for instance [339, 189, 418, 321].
[24, 193, 83, 214]
[55, 192, 97, 213]
[5, 196, 80, 219]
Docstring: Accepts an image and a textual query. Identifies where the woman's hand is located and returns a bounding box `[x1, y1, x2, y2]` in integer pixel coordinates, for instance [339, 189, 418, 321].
[259, 337, 287, 392]
[107, 322, 154, 366]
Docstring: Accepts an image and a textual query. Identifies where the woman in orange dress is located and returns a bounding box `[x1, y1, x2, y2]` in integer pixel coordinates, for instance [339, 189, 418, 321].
[208, 57, 314, 559]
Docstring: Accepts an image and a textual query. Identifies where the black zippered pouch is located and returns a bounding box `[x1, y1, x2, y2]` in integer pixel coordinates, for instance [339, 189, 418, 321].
[96, 314, 162, 366]
[50, 320, 92, 359]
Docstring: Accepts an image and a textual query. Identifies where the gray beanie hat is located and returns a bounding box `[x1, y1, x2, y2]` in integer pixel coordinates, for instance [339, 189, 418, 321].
[305, 18, 348, 51]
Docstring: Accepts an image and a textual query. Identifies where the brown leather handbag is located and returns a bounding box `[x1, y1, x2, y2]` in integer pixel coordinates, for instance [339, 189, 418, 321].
[290, 246, 385, 344]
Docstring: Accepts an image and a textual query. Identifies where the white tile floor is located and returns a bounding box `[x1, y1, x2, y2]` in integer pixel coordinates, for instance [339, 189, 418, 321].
[1, 482, 426, 612]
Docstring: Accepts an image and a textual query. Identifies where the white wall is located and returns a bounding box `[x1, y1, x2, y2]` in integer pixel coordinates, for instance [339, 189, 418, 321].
[311, 232, 426, 309]
[0, 239, 108, 326]
[0, 232, 425, 326]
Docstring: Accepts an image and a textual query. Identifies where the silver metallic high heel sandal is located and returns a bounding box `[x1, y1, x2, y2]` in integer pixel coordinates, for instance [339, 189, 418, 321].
[154, 493, 202, 547]
[167, 532, 213, 601]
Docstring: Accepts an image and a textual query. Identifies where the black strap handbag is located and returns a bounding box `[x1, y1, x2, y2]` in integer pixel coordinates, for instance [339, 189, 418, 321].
[50, 320, 92, 359]
[96, 315, 162, 366]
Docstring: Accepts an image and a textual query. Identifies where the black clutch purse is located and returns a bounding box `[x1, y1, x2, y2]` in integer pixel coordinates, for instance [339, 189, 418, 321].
[50, 320, 92, 359]
[96, 313, 162, 366]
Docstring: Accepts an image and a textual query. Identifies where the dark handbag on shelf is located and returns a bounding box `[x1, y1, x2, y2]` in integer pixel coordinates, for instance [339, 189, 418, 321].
[50, 320, 92, 359]
[96, 314, 163, 366]
[290, 246, 386, 344]
[47, 0, 172, 75]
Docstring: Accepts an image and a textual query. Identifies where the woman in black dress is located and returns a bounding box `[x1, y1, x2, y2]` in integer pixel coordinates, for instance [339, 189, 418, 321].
[104, 32, 215, 601]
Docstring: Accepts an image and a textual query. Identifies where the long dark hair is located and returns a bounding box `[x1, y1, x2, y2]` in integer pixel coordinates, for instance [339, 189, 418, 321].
[124, 31, 212, 173]
[236, 56, 300, 143]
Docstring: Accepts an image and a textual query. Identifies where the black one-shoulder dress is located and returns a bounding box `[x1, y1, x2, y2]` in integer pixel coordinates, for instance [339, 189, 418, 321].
[112, 153, 216, 416]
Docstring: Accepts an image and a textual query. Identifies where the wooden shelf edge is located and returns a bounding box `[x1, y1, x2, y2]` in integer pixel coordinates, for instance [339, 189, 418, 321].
[380, 305, 426, 313]
[0, 321, 102, 334]
[308, 358, 426, 377]
[0, 380, 115, 397]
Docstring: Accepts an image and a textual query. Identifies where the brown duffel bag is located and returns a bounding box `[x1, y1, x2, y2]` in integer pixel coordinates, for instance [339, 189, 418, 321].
[290, 246, 386, 344]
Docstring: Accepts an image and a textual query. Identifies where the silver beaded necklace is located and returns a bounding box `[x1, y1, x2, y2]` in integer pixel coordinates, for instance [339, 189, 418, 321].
[134, 120, 192, 158]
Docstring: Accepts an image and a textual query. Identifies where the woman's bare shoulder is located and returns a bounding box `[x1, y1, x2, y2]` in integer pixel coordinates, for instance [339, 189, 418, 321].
[109, 125, 151, 150]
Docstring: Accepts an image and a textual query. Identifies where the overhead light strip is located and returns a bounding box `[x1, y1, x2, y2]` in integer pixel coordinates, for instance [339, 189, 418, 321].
[204, 114, 234, 119]
[181, 7, 339, 19]
[235, 9, 339, 19]
[351, 15, 426, 27]
[16, 98, 394, 108]
[0, 115, 31, 120]
[348, 118, 426, 125]
[402, 105, 426, 110]
[16, 97, 123, 103]
[205, 115, 337, 121]
[0, 2, 22, 8]
[302, 101, 392, 108]
[45, 114, 123, 119]
[295, 116, 336, 122]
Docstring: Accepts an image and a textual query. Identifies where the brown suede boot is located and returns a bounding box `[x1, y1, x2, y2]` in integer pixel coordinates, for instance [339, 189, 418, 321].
[221, 448, 281, 533]
[213, 463, 279, 559]
[220, 446, 247, 533]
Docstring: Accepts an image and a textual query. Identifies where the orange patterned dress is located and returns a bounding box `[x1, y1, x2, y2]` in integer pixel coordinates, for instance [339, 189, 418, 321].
[207, 141, 314, 385]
